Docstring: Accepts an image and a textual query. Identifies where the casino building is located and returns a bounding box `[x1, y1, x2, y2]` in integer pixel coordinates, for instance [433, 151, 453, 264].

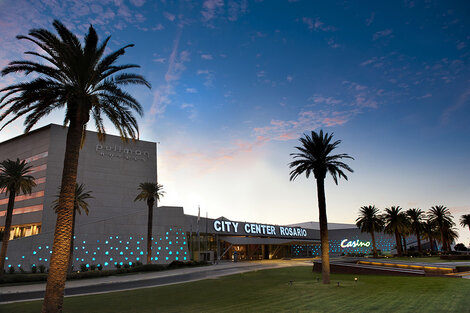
[0, 124, 399, 271]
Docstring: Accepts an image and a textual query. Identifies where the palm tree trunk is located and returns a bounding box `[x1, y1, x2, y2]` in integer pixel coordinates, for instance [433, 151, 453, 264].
[417, 230, 422, 254]
[68, 209, 76, 274]
[403, 236, 407, 254]
[0, 190, 16, 276]
[429, 237, 435, 252]
[316, 178, 330, 284]
[395, 230, 402, 256]
[42, 121, 84, 313]
[440, 228, 446, 252]
[371, 229, 377, 258]
[147, 200, 154, 265]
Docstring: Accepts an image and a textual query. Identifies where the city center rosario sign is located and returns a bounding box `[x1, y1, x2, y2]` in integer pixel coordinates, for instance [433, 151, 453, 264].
[340, 239, 371, 248]
[213, 220, 308, 237]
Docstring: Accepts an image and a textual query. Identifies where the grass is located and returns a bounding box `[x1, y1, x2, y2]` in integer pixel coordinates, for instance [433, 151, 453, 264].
[2, 266, 469, 313]
[386, 256, 470, 263]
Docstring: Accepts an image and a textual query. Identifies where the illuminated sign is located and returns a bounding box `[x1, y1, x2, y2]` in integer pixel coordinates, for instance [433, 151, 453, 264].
[340, 239, 371, 248]
[213, 220, 307, 238]
[95, 144, 150, 161]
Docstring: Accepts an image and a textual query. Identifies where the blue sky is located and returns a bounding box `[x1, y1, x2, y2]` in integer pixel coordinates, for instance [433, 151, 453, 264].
[0, 0, 469, 244]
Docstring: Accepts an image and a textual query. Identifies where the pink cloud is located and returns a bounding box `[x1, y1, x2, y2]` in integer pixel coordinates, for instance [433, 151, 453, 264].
[373, 29, 393, 40]
[201, 0, 224, 22]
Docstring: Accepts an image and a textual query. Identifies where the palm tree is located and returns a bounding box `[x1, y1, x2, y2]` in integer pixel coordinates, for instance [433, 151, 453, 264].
[289, 130, 353, 284]
[443, 226, 459, 250]
[135, 183, 164, 265]
[53, 183, 93, 273]
[422, 220, 438, 252]
[406, 208, 425, 253]
[0, 20, 150, 312]
[0, 159, 36, 276]
[460, 214, 470, 232]
[356, 205, 384, 258]
[383, 206, 407, 256]
[428, 205, 454, 252]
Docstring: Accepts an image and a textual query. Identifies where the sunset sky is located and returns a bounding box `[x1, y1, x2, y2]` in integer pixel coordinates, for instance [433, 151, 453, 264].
[0, 0, 469, 244]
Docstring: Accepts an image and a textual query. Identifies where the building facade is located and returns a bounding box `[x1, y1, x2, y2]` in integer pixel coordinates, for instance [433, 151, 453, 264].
[1, 125, 404, 272]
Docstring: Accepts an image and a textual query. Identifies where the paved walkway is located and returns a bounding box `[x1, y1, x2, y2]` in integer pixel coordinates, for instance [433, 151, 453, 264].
[0, 259, 312, 304]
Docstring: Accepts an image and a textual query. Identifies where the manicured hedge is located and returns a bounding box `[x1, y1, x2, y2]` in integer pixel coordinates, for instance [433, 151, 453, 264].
[0, 261, 209, 285]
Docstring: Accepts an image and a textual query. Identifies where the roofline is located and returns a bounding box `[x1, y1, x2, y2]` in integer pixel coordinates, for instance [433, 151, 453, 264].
[0, 123, 157, 146]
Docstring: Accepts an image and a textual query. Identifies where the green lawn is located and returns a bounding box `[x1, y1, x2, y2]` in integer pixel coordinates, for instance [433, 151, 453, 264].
[2, 267, 469, 313]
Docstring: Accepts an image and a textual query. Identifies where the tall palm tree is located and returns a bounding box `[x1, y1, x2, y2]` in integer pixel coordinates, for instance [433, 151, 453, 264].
[460, 214, 470, 232]
[289, 130, 353, 284]
[406, 208, 425, 253]
[422, 220, 438, 252]
[135, 183, 164, 265]
[428, 205, 454, 252]
[443, 226, 459, 250]
[0, 20, 150, 312]
[383, 206, 407, 256]
[0, 159, 36, 276]
[53, 183, 93, 273]
[356, 205, 384, 258]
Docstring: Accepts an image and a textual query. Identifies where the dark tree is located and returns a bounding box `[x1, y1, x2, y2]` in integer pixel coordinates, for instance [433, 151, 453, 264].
[289, 130, 353, 284]
[356, 205, 384, 258]
[135, 183, 165, 265]
[0, 20, 150, 312]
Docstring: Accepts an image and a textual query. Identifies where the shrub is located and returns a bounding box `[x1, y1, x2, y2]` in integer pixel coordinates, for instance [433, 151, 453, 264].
[168, 260, 185, 269]
[31, 265, 37, 274]
[123, 263, 130, 269]
[39, 265, 46, 273]
[97, 264, 103, 271]
[90, 264, 97, 271]
[115, 263, 121, 269]
[8, 266, 15, 274]
[19, 267, 25, 273]
[80, 264, 88, 272]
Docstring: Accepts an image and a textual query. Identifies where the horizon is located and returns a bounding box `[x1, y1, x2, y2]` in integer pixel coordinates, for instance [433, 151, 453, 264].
[0, 0, 469, 245]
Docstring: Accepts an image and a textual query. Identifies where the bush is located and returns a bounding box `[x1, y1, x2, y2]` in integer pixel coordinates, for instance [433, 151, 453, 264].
[97, 264, 103, 271]
[19, 267, 25, 273]
[90, 264, 97, 271]
[115, 263, 121, 269]
[454, 243, 468, 251]
[38, 265, 46, 273]
[31, 265, 37, 274]
[80, 264, 88, 272]
[168, 260, 185, 269]
[123, 263, 130, 269]
[8, 266, 15, 274]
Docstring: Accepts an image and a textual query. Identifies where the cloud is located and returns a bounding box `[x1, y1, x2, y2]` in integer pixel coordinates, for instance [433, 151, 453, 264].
[201, 0, 224, 22]
[164, 12, 176, 21]
[416, 93, 432, 99]
[327, 38, 341, 49]
[153, 58, 166, 63]
[441, 86, 470, 124]
[228, 0, 248, 21]
[373, 29, 393, 40]
[302, 17, 336, 32]
[186, 88, 198, 93]
[366, 12, 375, 26]
[253, 110, 355, 142]
[150, 29, 190, 117]
[197, 69, 215, 87]
[287, 75, 293, 82]
[130, 0, 146, 7]
[201, 54, 213, 60]
[181, 103, 194, 109]
[309, 95, 342, 106]
[152, 24, 164, 31]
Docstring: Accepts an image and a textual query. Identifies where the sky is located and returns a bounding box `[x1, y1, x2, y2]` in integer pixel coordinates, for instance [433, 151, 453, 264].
[0, 0, 469, 245]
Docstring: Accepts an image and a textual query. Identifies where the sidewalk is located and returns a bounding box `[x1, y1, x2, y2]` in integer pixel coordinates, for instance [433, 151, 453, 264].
[0, 259, 312, 302]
